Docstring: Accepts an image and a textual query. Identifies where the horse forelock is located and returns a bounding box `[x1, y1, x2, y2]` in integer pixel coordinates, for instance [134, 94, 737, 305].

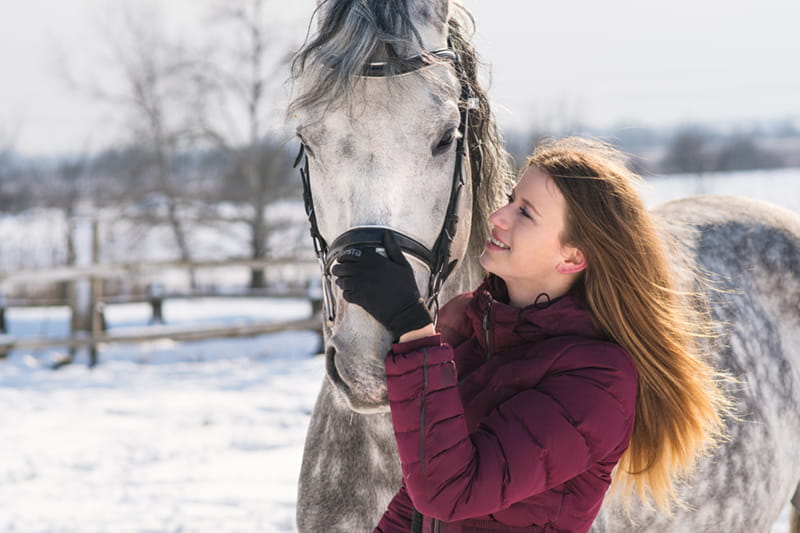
[291, 0, 430, 114]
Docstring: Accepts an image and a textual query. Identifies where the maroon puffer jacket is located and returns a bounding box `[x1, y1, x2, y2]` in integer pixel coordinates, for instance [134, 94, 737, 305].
[374, 277, 638, 533]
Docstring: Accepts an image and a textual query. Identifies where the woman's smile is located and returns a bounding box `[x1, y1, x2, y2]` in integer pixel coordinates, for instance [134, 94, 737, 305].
[487, 231, 510, 251]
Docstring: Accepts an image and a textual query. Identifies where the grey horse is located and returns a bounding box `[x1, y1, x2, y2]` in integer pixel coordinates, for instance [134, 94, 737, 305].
[290, 1, 800, 531]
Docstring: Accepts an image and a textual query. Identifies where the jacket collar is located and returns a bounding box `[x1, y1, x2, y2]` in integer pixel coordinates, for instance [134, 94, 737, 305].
[467, 275, 603, 353]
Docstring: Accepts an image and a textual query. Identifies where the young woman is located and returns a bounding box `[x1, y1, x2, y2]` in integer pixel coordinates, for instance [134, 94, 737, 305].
[332, 137, 729, 533]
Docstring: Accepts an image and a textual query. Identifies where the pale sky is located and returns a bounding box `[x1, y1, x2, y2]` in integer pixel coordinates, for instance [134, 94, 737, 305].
[1, 0, 798, 156]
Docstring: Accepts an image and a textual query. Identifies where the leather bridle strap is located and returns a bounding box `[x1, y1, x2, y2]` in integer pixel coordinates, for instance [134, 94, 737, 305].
[325, 227, 436, 272]
[294, 47, 474, 324]
[361, 49, 457, 77]
[426, 55, 472, 317]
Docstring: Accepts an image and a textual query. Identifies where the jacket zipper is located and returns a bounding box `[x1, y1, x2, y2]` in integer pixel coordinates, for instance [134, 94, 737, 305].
[420, 348, 429, 474]
[457, 296, 494, 385]
[483, 297, 493, 360]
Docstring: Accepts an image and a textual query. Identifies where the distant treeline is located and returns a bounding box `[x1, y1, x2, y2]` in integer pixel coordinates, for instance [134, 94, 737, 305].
[504, 119, 800, 176]
[0, 139, 302, 289]
[0, 139, 299, 215]
[3, 120, 799, 214]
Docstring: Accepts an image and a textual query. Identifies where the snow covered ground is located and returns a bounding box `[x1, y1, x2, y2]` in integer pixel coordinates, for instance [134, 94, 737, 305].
[1, 299, 323, 533]
[2, 168, 799, 531]
[1, 303, 791, 532]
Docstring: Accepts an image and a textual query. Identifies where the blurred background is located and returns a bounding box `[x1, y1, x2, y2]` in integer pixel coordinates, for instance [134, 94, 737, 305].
[0, 1, 797, 531]
[1, 0, 799, 273]
[1, 0, 799, 281]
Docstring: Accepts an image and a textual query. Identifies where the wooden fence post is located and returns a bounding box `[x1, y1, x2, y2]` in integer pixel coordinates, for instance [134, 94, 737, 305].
[88, 219, 102, 367]
[89, 277, 103, 367]
[148, 282, 165, 325]
[0, 292, 8, 359]
[66, 218, 78, 365]
[308, 280, 324, 354]
[0, 292, 6, 333]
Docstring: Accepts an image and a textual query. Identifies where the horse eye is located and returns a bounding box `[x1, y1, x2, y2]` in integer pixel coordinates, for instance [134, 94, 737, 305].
[433, 130, 456, 156]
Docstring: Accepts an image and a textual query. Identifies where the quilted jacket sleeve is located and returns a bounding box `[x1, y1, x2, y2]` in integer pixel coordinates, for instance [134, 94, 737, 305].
[373, 483, 414, 533]
[385, 336, 637, 522]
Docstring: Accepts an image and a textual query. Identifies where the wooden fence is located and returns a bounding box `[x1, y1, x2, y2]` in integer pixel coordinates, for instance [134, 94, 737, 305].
[0, 257, 323, 368]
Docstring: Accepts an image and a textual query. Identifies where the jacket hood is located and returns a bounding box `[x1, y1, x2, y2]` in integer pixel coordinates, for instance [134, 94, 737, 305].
[467, 275, 604, 353]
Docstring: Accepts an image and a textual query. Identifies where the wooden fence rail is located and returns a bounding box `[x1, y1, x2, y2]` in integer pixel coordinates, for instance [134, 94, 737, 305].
[0, 257, 324, 367]
[0, 316, 322, 352]
[0, 257, 319, 286]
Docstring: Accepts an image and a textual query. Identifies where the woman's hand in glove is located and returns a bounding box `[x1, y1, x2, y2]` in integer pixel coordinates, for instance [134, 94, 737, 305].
[331, 231, 433, 340]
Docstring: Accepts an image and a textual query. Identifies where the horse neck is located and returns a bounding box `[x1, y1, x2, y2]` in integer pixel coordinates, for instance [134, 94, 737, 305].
[441, 248, 484, 303]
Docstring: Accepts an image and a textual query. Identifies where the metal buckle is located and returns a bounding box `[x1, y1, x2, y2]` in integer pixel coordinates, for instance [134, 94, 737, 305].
[322, 276, 335, 325]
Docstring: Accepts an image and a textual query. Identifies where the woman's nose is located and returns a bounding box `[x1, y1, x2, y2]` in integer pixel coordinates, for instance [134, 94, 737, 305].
[489, 205, 510, 229]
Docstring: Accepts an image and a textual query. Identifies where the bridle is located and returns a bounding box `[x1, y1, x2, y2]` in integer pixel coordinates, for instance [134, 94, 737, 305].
[294, 47, 477, 326]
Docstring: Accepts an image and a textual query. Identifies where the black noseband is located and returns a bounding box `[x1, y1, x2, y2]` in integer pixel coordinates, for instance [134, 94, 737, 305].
[295, 47, 474, 325]
[326, 227, 435, 272]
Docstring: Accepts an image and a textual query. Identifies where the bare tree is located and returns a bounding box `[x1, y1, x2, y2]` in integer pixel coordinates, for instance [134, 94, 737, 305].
[0, 129, 14, 198]
[715, 134, 783, 171]
[193, 0, 295, 288]
[0, 135, 19, 212]
[660, 127, 713, 175]
[85, 5, 202, 285]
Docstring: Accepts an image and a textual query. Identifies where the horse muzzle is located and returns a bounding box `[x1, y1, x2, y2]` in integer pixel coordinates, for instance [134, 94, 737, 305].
[324, 333, 391, 414]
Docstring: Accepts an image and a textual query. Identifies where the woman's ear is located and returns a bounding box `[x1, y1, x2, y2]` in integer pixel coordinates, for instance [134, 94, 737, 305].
[557, 246, 586, 274]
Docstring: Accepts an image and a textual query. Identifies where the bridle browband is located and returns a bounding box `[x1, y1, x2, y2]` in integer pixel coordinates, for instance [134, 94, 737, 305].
[294, 47, 477, 326]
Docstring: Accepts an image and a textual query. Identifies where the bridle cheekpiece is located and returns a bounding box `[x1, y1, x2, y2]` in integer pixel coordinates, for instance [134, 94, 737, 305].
[294, 47, 478, 326]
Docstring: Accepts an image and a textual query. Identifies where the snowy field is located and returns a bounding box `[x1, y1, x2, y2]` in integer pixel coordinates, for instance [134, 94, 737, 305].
[0, 299, 323, 532]
[2, 168, 799, 532]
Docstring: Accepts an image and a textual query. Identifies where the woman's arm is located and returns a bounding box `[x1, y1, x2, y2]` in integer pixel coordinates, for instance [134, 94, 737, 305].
[399, 323, 436, 343]
[373, 483, 414, 533]
[385, 339, 637, 522]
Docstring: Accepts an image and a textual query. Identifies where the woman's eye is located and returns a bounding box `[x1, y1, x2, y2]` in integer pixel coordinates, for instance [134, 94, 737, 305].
[507, 194, 532, 219]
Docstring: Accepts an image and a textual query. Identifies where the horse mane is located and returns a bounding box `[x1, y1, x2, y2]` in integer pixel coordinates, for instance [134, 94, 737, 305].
[445, 8, 514, 259]
[290, 0, 513, 261]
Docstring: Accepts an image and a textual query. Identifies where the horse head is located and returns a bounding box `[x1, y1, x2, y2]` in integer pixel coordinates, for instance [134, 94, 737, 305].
[291, 0, 506, 413]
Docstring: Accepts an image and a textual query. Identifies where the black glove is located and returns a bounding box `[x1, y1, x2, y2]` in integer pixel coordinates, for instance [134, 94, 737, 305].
[331, 232, 433, 340]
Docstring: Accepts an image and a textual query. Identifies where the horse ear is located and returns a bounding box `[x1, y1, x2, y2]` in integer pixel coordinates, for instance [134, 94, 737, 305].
[410, 0, 451, 49]
[314, 1, 451, 48]
[412, 0, 450, 26]
[315, 0, 329, 31]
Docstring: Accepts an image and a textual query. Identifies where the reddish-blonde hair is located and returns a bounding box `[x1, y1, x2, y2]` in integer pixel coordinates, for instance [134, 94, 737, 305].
[527, 137, 730, 511]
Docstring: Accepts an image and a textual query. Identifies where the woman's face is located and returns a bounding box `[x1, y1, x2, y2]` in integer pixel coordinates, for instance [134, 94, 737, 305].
[479, 166, 583, 304]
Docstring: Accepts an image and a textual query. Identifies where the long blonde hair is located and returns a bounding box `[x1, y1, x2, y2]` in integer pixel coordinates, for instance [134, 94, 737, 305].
[527, 137, 730, 511]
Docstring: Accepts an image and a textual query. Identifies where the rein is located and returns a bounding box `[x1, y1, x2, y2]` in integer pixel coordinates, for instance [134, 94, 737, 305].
[294, 47, 477, 325]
